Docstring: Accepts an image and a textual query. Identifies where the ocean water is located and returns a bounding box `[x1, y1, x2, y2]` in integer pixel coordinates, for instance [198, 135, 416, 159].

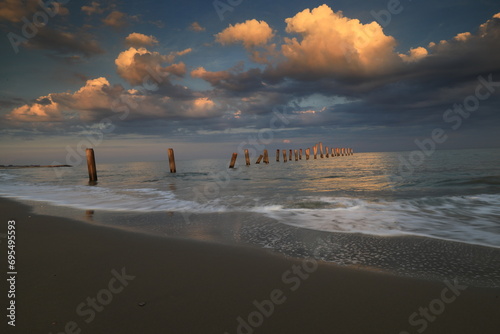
[1, 148, 500, 285]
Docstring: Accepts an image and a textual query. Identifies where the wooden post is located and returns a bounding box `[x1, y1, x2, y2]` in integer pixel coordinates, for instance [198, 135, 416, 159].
[283, 149, 287, 162]
[325, 146, 329, 158]
[313, 145, 317, 159]
[229, 153, 238, 168]
[276, 149, 280, 162]
[331, 148, 335, 157]
[244, 149, 251, 166]
[342, 148, 346, 156]
[256, 155, 263, 164]
[299, 149, 302, 160]
[305, 148, 310, 160]
[289, 149, 292, 161]
[86, 148, 98, 182]
[336, 148, 340, 156]
[319, 142, 324, 158]
[351, 148, 354, 155]
[263, 150, 269, 164]
[294, 149, 298, 161]
[168, 148, 176, 173]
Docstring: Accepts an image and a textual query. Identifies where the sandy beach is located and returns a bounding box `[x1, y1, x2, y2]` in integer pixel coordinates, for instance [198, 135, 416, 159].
[1, 197, 499, 334]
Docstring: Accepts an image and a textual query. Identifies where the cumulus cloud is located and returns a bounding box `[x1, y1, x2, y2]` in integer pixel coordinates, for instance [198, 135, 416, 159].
[125, 33, 159, 47]
[454, 32, 472, 42]
[216, 19, 274, 48]
[6, 78, 124, 123]
[189, 22, 206, 32]
[103, 10, 129, 28]
[7, 96, 62, 122]
[115, 47, 189, 85]
[277, 5, 400, 78]
[81, 1, 104, 15]
[399, 47, 428, 63]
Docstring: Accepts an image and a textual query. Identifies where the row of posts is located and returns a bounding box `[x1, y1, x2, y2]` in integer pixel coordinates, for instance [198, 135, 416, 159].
[229, 143, 353, 168]
[84, 144, 353, 181]
[84, 147, 178, 181]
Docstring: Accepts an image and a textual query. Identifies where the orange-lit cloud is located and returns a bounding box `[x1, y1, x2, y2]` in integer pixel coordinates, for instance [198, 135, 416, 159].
[399, 47, 428, 63]
[453, 32, 472, 42]
[189, 22, 206, 32]
[115, 47, 188, 85]
[191, 67, 231, 85]
[103, 10, 128, 28]
[278, 4, 399, 77]
[81, 1, 104, 15]
[7, 96, 62, 122]
[216, 19, 274, 48]
[125, 33, 159, 47]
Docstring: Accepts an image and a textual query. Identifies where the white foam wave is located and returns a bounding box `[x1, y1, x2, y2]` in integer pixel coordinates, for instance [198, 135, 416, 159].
[254, 195, 500, 248]
[0, 183, 227, 213]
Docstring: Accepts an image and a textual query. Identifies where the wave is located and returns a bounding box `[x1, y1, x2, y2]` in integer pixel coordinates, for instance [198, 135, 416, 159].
[1, 174, 499, 248]
[252, 195, 500, 248]
[0, 183, 227, 213]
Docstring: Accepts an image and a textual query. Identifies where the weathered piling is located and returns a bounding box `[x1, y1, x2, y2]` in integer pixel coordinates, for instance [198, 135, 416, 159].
[319, 142, 324, 158]
[263, 150, 269, 164]
[294, 149, 298, 161]
[342, 148, 346, 156]
[299, 149, 303, 160]
[86, 148, 98, 182]
[313, 145, 318, 159]
[325, 146, 329, 158]
[229, 152, 238, 168]
[276, 149, 280, 162]
[336, 148, 340, 156]
[167, 148, 176, 173]
[289, 149, 293, 161]
[283, 149, 288, 162]
[244, 149, 251, 166]
[306, 148, 310, 160]
[331, 148, 335, 156]
[256, 155, 263, 164]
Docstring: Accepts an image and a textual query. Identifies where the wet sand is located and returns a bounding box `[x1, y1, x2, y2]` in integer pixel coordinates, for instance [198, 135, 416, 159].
[1, 197, 499, 333]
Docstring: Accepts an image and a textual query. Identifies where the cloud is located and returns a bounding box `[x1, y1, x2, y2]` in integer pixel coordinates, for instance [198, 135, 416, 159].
[0, 0, 68, 22]
[453, 32, 472, 42]
[216, 19, 274, 48]
[24, 27, 104, 58]
[399, 47, 428, 63]
[0, 0, 39, 22]
[81, 1, 104, 15]
[7, 96, 62, 122]
[189, 22, 206, 32]
[276, 5, 400, 79]
[102, 10, 129, 28]
[115, 47, 189, 85]
[125, 33, 158, 47]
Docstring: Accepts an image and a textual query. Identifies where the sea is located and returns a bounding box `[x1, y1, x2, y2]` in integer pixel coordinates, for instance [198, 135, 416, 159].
[1, 148, 500, 287]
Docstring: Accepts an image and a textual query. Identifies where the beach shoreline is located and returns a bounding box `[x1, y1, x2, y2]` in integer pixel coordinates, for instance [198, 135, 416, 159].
[1, 197, 499, 333]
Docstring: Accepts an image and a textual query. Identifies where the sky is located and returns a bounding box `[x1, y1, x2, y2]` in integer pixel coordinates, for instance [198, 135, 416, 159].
[0, 0, 500, 164]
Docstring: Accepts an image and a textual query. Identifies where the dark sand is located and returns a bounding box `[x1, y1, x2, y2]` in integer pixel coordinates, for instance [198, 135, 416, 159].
[1, 198, 499, 333]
